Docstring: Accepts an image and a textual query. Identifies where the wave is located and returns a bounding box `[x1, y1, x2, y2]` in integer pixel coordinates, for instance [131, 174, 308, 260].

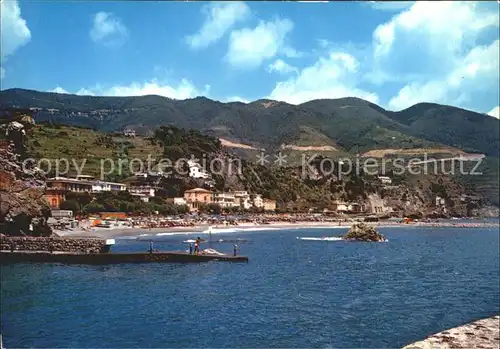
[297, 237, 344, 241]
[203, 227, 281, 234]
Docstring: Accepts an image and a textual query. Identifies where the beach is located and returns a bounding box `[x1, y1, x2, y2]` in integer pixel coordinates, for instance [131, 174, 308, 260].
[54, 220, 500, 239]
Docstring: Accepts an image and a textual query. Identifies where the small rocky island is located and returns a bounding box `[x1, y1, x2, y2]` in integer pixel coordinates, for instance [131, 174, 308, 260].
[342, 223, 387, 242]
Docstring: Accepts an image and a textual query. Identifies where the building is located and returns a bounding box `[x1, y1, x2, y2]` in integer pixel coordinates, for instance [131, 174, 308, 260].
[123, 128, 136, 137]
[332, 201, 349, 213]
[435, 196, 446, 207]
[367, 194, 392, 215]
[263, 198, 276, 211]
[377, 176, 392, 185]
[129, 186, 156, 198]
[253, 194, 264, 208]
[214, 192, 237, 208]
[92, 181, 127, 192]
[45, 176, 127, 209]
[233, 191, 252, 209]
[168, 197, 187, 206]
[45, 177, 94, 209]
[348, 203, 364, 213]
[187, 160, 211, 179]
[183, 188, 214, 212]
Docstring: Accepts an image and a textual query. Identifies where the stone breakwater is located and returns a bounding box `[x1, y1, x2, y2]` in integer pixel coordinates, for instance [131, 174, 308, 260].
[402, 315, 500, 349]
[0, 236, 106, 254]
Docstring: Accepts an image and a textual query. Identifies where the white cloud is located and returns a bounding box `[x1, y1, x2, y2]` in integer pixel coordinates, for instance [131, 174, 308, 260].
[226, 96, 250, 103]
[388, 39, 500, 110]
[368, 2, 499, 110]
[0, 0, 31, 59]
[50, 79, 208, 100]
[186, 2, 250, 49]
[267, 59, 298, 74]
[89, 12, 128, 47]
[268, 52, 379, 105]
[0, 0, 31, 78]
[488, 106, 500, 120]
[76, 88, 95, 96]
[226, 18, 295, 69]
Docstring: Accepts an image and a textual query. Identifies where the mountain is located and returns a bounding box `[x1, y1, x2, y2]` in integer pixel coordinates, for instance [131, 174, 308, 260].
[0, 88, 498, 157]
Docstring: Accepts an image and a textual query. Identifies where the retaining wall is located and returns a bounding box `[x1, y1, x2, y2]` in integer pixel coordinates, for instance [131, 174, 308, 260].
[0, 236, 106, 254]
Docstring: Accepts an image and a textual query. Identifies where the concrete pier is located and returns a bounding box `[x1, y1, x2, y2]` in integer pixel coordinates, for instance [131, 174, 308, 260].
[402, 315, 500, 349]
[0, 251, 249, 264]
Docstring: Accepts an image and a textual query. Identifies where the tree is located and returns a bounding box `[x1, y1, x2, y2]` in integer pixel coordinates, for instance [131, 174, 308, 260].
[199, 203, 222, 215]
[60, 200, 81, 214]
[83, 202, 105, 214]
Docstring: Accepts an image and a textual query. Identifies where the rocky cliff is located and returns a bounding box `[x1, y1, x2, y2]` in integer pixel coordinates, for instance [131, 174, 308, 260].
[0, 115, 52, 236]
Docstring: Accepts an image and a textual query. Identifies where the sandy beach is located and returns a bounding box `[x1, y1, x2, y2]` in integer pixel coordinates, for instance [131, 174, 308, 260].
[55, 220, 499, 239]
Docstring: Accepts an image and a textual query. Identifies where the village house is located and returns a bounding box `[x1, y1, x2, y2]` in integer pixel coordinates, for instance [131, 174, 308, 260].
[183, 188, 214, 212]
[348, 203, 365, 213]
[263, 198, 277, 211]
[232, 191, 252, 209]
[129, 185, 157, 203]
[253, 194, 264, 208]
[45, 177, 93, 209]
[166, 197, 187, 206]
[44, 176, 127, 209]
[214, 192, 237, 208]
[187, 160, 211, 179]
[367, 194, 392, 215]
[331, 201, 349, 213]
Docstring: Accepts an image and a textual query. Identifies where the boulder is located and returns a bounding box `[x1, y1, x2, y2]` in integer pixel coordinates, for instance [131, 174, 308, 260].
[342, 222, 386, 242]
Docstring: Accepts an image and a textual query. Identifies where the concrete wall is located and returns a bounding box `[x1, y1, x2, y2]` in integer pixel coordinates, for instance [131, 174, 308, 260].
[1, 237, 106, 253]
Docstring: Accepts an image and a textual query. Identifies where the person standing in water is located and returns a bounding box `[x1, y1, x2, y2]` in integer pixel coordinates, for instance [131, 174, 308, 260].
[233, 244, 238, 256]
[189, 242, 193, 255]
[149, 241, 154, 254]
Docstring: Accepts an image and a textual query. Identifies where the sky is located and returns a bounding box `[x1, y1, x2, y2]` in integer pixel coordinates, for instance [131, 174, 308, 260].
[1, 0, 499, 118]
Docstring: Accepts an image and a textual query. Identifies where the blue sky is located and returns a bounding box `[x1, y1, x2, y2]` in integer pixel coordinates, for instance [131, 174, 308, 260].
[1, 1, 499, 118]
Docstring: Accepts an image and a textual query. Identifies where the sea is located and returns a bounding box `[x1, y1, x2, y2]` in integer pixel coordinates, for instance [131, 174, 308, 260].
[1, 225, 499, 348]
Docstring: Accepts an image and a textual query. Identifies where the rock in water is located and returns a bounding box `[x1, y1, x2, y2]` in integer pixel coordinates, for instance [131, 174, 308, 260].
[342, 223, 386, 242]
[0, 115, 52, 236]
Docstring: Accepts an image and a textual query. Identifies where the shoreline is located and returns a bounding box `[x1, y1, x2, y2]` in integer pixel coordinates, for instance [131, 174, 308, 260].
[54, 221, 500, 240]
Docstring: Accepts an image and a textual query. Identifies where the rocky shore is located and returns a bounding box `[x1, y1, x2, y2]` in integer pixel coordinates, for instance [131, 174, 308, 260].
[342, 222, 387, 242]
[402, 315, 500, 349]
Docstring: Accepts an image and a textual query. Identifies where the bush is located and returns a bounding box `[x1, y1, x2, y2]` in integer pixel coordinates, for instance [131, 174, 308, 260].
[60, 200, 81, 214]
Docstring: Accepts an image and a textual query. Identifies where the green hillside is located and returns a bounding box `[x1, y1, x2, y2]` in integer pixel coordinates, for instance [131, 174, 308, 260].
[1, 88, 498, 156]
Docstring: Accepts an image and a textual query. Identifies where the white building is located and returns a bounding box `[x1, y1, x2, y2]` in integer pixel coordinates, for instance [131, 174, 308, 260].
[129, 186, 156, 198]
[377, 176, 392, 185]
[187, 160, 210, 179]
[214, 192, 237, 208]
[436, 196, 446, 207]
[92, 181, 127, 192]
[173, 197, 187, 206]
[233, 191, 252, 209]
[253, 194, 264, 208]
[124, 128, 136, 137]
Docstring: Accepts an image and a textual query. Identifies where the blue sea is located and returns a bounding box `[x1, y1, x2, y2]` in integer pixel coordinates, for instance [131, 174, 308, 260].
[2, 226, 499, 348]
